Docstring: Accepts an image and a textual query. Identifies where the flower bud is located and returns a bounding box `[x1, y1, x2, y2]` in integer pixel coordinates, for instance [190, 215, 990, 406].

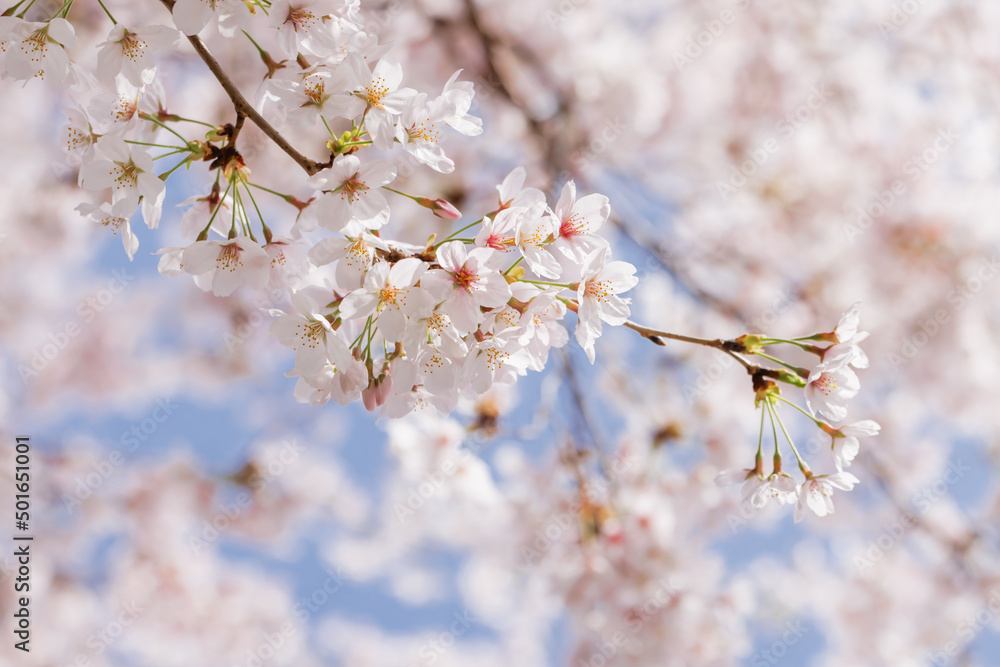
[415, 197, 462, 220]
[733, 334, 763, 354]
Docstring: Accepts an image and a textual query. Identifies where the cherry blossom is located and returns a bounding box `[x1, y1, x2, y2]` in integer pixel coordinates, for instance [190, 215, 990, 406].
[308, 231, 387, 290]
[269, 0, 340, 60]
[7, 1, 983, 663]
[496, 166, 545, 210]
[474, 207, 518, 252]
[170, 0, 251, 37]
[77, 200, 139, 260]
[181, 237, 271, 296]
[463, 335, 530, 393]
[574, 248, 638, 363]
[79, 136, 165, 228]
[439, 70, 482, 137]
[60, 105, 98, 165]
[794, 472, 860, 522]
[263, 237, 310, 289]
[309, 154, 396, 232]
[343, 53, 416, 150]
[338, 257, 433, 342]
[550, 180, 611, 263]
[270, 289, 352, 378]
[804, 358, 861, 422]
[420, 241, 512, 334]
[95, 24, 179, 86]
[830, 419, 881, 470]
[396, 93, 455, 173]
[746, 472, 798, 508]
[513, 203, 561, 279]
[2, 18, 76, 85]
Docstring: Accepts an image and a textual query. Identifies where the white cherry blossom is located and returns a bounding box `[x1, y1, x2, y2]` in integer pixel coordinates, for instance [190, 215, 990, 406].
[746, 472, 797, 508]
[3, 18, 75, 85]
[309, 154, 396, 232]
[513, 203, 560, 279]
[805, 359, 861, 422]
[308, 232, 388, 291]
[60, 105, 98, 166]
[439, 70, 482, 136]
[574, 248, 638, 363]
[96, 24, 179, 86]
[270, 290, 352, 379]
[343, 53, 416, 150]
[496, 166, 545, 210]
[830, 420, 881, 470]
[396, 93, 455, 173]
[181, 237, 271, 296]
[269, 0, 340, 60]
[79, 136, 165, 229]
[338, 258, 433, 342]
[794, 472, 860, 522]
[77, 200, 139, 260]
[171, 0, 251, 37]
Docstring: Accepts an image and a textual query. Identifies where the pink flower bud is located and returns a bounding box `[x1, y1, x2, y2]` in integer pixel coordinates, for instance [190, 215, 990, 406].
[362, 374, 393, 412]
[416, 197, 462, 220]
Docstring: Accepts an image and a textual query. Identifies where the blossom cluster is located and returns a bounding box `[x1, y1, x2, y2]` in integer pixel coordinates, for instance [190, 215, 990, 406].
[717, 303, 880, 521]
[0, 0, 638, 414]
[270, 168, 637, 417]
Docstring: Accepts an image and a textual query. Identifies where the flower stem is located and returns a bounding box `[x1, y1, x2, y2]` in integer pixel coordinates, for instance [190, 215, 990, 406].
[247, 181, 291, 201]
[756, 404, 766, 460]
[95, 0, 116, 24]
[754, 351, 809, 376]
[153, 148, 190, 161]
[2, 0, 29, 17]
[382, 186, 418, 201]
[321, 116, 337, 139]
[241, 29, 267, 55]
[198, 180, 232, 240]
[772, 394, 826, 428]
[437, 218, 483, 246]
[15, 0, 38, 19]
[765, 398, 781, 459]
[521, 279, 573, 289]
[761, 337, 815, 350]
[141, 113, 191, 146]
[126, 140, 188, 150]
[242, 182, 266, 226]
[504, 257, 524, 275]
[769, 400, 809, 473]
[158, 157, 189, 181]
[173, 115, 217, 129]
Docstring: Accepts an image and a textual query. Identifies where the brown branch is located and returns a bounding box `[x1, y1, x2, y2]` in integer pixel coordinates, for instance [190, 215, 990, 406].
[159, 0, 332, 176]
[617, 319, 760, 373]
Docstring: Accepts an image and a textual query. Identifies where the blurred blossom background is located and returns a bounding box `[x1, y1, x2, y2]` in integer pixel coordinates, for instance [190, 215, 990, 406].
[2, 0, 1000, 665]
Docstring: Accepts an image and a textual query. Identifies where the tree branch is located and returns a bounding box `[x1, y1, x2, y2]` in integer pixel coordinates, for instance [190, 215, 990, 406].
[159, 0, 332, 176]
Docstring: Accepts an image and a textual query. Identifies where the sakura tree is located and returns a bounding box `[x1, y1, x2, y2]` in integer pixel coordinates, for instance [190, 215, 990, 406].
[1, 0, 998, 665]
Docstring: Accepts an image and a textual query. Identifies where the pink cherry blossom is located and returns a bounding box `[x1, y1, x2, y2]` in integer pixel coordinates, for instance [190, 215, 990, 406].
[420, 241, 512, 334]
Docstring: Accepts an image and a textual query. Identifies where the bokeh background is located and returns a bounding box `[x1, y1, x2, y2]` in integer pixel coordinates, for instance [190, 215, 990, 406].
[2, 0, 1000, 665]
